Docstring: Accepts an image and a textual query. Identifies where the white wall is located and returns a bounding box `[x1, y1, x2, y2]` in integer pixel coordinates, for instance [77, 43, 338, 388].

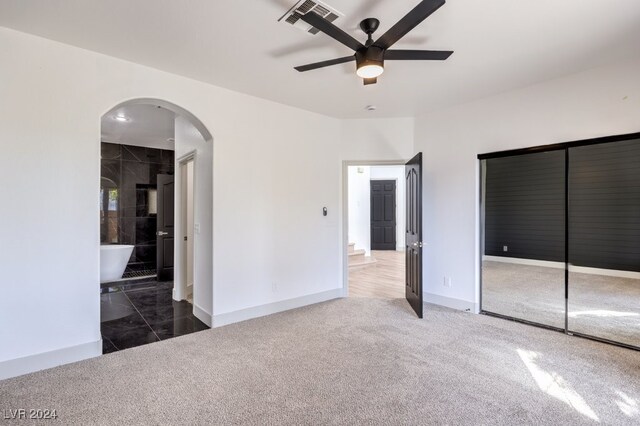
[341, 117, 414, 162]
[370, 166, 406, 251]
[347, 166, 371, 255]
[173, 116, 212, 324]
[0, 27, 350, 378]
[415, 58, 640, 312]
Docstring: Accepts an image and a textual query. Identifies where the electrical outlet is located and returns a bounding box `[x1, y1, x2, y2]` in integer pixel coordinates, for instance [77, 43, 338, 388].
[443, 276, 452, 287]
[194, 223, 201, 234]
[503, 245, 508, 252]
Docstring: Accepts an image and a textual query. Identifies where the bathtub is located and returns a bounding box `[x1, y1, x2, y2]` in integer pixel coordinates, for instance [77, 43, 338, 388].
[100, 245, 134, 283]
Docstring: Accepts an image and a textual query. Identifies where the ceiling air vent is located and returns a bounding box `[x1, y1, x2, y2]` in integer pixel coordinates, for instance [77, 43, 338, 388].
[278, 0, 344, 35]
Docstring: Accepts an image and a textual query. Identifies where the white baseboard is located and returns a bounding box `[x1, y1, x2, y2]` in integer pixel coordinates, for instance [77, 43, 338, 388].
[483, 255, 640, 279]
[193, 303, 212, 327]
[0, 339, 102, 381]
[569, 265, 640, 280]
[212, 289, 343, 328]
[483, 255, 564, 269]
[424, 292, 478, 314]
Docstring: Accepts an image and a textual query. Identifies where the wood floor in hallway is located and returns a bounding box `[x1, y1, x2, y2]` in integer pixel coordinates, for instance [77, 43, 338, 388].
[349, 250, 405, 298]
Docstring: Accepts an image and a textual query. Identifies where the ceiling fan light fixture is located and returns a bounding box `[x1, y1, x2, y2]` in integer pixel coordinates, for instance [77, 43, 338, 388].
[357, 63, 384, 79]
[355, 45, 384, 79]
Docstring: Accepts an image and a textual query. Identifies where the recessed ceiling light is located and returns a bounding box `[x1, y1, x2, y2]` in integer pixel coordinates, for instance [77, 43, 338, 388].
[113, 114, 130, 122]
[365, 105, 377, 111]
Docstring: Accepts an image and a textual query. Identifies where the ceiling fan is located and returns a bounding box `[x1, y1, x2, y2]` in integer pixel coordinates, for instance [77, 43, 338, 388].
[294, 0, 453, 85]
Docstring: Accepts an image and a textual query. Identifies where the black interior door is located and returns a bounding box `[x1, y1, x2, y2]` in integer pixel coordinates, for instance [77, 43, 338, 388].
[157, 174, 174, 281]
[406, 153, 423, 318]
[370, 180, 397, 250]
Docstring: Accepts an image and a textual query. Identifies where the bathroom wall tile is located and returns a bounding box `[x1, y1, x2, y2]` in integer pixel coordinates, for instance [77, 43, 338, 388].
[135, 244, 156, 264]
[122, 145, 146, 162]
[136, 218, 157, 245]
[118, 218, 136, 246]
[161, 149, 175, 166]
[122, 161, 150, 189]
[144, 147, 162, 164]
[151, 164, 174, 182]
[101, 142, 122, 160]
[135, 188, 148, 217]
[101, 160, 120, 186]
[102, 143, 175, 271]
[147, 164, 165, 186]
[120, 188, 137, 218]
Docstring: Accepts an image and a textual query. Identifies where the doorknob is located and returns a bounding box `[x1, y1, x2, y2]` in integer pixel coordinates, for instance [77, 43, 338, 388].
[156, 231, 168, 236]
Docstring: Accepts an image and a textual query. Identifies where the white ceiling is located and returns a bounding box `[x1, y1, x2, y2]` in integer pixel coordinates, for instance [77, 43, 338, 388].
[1, 0, 639, 118]
[102, 104, 175, 150]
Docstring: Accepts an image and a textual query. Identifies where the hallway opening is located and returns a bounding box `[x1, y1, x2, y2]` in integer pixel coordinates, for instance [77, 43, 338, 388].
[345, 164, 406, 299]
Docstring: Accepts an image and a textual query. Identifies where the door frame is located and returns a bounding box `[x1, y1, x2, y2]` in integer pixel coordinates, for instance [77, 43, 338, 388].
[174, 150, 197, 303]
[156, 174, 176, 282]
[341, 160, 407, 297]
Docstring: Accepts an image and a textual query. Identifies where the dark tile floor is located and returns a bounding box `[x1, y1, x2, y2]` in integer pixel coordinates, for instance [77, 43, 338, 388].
[100, 281, 209, 354]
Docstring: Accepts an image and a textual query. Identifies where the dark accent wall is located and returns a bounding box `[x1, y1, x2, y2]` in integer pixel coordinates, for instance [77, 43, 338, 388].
[100, 142, 174, 273]
[484, 151, 565, 262]
[484, 137, 640, 272]
[569, 139, 640, 272]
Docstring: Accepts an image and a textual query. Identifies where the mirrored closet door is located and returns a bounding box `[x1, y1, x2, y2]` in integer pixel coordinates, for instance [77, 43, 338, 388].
[480, 133, 640, 350]
[568, 138, 640, 348]
[480, 150, 566, 330]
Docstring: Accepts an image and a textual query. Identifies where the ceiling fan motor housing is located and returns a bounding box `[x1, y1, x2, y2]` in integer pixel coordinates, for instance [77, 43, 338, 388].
[355, 45, 384, 71]
[360, 18, 380, 35]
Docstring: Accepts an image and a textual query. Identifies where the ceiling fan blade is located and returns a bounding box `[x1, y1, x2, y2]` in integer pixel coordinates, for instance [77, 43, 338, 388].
[294, 56, 355, 72]
[363, 78, 377, 85]
[300, 12, 365, 52]
[374, 0, 445, 50]
[385, 49, 453, 60]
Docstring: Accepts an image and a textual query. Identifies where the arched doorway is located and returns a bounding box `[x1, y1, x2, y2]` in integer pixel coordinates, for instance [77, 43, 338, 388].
[98, 98, 213, 353]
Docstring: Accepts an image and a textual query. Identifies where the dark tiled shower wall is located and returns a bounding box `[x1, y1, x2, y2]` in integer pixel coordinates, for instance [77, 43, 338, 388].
[101, 142, 174, 273]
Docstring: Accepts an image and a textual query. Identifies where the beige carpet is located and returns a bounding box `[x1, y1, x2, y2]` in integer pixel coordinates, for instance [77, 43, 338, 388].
[1, 298, 639, 425]
[483, 260, 640, 347]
